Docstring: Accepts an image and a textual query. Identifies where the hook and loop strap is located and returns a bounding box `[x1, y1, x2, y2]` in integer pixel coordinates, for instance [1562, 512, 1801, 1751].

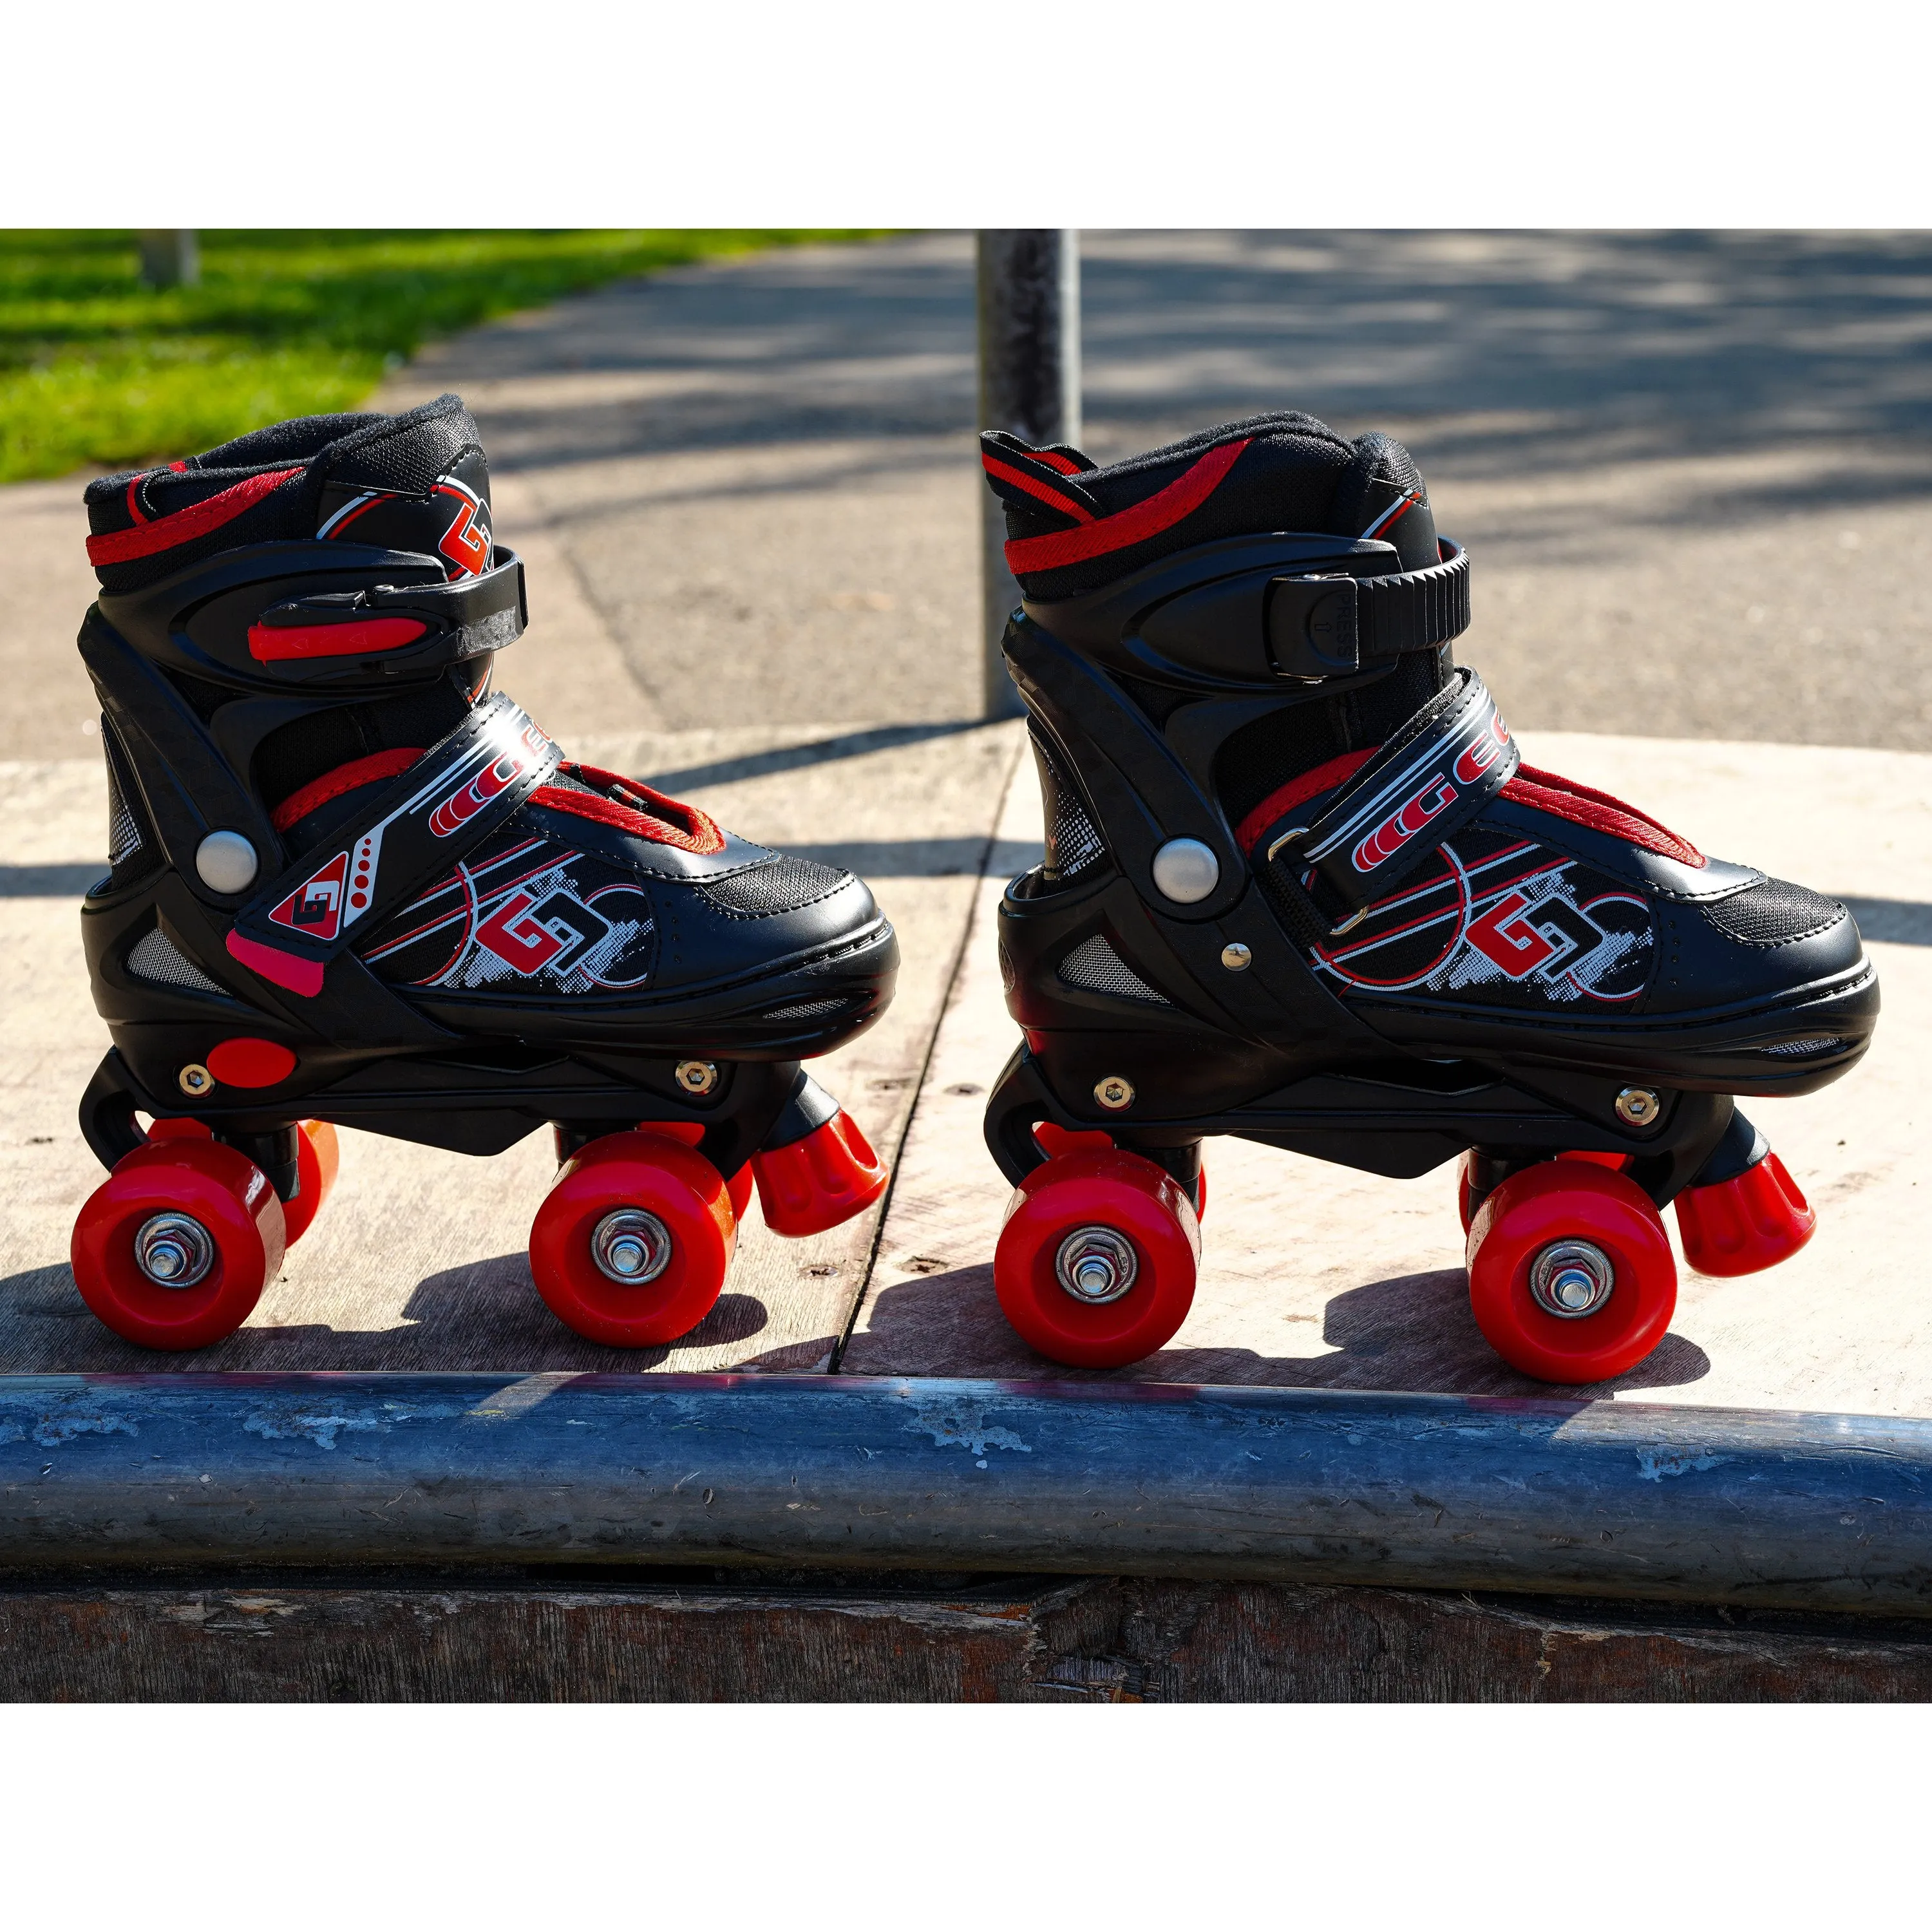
[226, 694, 560, 996]
[1256, 668, 1519, 937]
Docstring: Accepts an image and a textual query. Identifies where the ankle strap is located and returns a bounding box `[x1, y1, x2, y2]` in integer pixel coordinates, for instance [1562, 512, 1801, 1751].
[227, 694, 560, 997]
[1268, 538, 1470, 679]
[1253, 667, 1518, 940]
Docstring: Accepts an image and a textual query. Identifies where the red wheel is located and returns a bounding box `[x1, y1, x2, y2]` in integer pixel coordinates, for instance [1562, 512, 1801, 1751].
[727, 1163, 755, 1227]
[529, 1130, 736, 1345]
[70, 1138, 287, 1350]
[144, 1117, 337, 1244]
[1466, 1159, 1677, 1383]
[279, 1121, 340, 1246]
[992, 1149, 1199, 1369]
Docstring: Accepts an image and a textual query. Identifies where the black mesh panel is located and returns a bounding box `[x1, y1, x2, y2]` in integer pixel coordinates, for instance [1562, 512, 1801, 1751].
[1030, 728, 1107, 886]
[699, 858, 848, 919]
[101, 722, 162, 892]
[1702, 881, 1848, 946]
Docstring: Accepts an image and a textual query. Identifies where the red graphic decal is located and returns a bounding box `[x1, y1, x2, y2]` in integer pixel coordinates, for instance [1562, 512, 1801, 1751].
[1351, 777, 1457, 874]
[475, 891, 569, 974]
[1464, 891, 1561, 978]
[429, 753, 521, 838]
[267, 851, 349, 942]
[435, 484, 491, 577]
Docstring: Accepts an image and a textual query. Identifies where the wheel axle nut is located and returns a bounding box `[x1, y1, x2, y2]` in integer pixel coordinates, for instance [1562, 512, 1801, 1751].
[1529, 1238, 1616, 1319]
[675, 1060, 718, 1096]
[134, 1212, 215, 1289]
[591, 1209, 672, 1285]
[1094, 1075, 1134, 1112]
[1054, 1225, 1138, 1304]
[177, 1063, 214, 1097]
[1615, 1086, 1661, 1126]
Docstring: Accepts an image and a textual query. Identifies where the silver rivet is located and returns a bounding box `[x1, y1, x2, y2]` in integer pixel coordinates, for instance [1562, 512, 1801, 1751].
[1094, 1075, 1134, 1112]
[675, 1060, 718, 1095]
[194, 830, 259, 894]
[178, 1063, 214, 1097]
[591, 1209, 672, 1285]
[1151, 838, 1220, 904]
[1615, 1086, 1661, 1126]
[1054, 1226, 1138, 1304]
[1220, 942, 1253, 972]
[135, 1212, 214, 1289]
[1529, 1238, 1615, 1319]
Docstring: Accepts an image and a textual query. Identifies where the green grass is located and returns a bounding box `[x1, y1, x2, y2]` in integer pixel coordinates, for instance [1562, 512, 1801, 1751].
[0, 230, 882, 484]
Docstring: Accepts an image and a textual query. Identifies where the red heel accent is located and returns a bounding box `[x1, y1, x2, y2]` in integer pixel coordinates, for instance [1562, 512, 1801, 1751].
[1675, 1151, 1815, 1277]
[992, 1149, 1199, 1369]
[1466, 1159, 1676, 1383]
[750, 1110, 888, 1237]
[70, 1139, 286, 1350]
[529, 1130, 734, 1346]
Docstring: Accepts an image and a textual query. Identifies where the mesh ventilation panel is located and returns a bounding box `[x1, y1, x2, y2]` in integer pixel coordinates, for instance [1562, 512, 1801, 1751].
[1031, 729, 1106, 884]
[128, 927, 224, 994]
[699, 858, 846, 919]
[762, 997, 850, 1021]
[1057, 934, 1172, 1005]
[102, 726, 162, 890]
[1702, 881, 1846, 946]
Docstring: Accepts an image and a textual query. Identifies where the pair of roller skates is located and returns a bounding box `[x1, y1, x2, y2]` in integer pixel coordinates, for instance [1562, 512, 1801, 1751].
[66, 398, 1877, 1386]
[70, 395, 896, 1350]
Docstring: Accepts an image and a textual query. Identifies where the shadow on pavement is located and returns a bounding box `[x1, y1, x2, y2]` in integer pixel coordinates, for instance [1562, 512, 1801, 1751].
[844, 1262, 1713, 1400]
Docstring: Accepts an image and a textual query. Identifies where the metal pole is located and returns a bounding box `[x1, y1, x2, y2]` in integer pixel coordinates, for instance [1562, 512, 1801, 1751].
[7, 1370, 1932, 1618]
[138, 229, 200, 290]
[978, 230, 1080, 719]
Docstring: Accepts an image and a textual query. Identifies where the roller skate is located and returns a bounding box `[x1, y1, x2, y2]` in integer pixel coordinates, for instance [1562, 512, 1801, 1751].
[979, 413, 1878, 1380]
[70, 395, 897, 1351]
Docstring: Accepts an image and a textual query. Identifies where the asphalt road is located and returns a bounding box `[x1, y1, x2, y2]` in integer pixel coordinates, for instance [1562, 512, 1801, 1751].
[5, 230, 1929, 756]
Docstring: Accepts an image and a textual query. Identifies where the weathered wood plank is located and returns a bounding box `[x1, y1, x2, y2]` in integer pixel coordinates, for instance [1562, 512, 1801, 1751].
[6, 1575, 1931, 1702]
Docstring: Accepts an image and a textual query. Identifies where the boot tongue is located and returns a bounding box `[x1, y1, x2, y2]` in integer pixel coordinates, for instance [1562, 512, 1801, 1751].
[312, 397, 495, 580]
[1325, 431, 1440, 573]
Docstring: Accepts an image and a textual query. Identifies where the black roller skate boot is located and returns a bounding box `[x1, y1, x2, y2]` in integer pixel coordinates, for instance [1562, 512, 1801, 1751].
[979, 413, 1878, 1379]
[71, 394, 898, 1350]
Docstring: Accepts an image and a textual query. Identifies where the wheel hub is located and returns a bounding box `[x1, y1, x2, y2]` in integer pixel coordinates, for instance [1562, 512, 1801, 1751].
[134, 1212, 214, 1289]
[1529, 1238, 1615, 1318]
[591, 1209, 672, 1285]
[1054, 1226, 1137, 1304]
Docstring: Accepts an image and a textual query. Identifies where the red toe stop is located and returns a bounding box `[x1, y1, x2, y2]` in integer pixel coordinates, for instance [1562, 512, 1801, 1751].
[752, 1107, 889, 1237]
[1675, 1149, 1816, 1277]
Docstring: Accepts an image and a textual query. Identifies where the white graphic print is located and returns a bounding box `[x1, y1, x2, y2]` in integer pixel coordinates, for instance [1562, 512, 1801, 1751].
[1312, 841, 1651, 1005]
[363, 840, 656, 992]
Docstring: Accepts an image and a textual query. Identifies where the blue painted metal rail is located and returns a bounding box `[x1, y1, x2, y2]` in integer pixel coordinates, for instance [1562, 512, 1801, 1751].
[1, 1372, 1926, 1616]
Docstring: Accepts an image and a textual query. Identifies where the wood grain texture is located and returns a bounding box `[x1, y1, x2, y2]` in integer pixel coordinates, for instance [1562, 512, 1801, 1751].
[6, 1575, 1930, 1702]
